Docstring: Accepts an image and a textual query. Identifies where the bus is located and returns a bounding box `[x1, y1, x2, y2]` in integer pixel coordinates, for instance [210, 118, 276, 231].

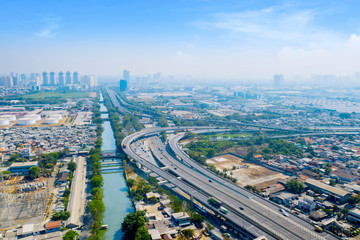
[194, 204, 209, 217]
[208, 197, 222, 207]
[220, 206, 228, 214]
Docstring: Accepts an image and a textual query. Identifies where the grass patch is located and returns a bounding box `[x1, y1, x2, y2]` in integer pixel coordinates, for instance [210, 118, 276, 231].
[22, 92, 89, 99]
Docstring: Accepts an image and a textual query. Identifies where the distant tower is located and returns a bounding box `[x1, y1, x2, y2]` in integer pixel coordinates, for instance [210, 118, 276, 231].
[65, 71, 72, 85]
[58, 72, 65, 86]
[4, 77, 13, 88]
[84, 75, 98, 88]
[273, 74, 284, 87]
[72, 71, 79, 84]
[123, 69, 130, 82]
[42, 72, 48, 86]
[49, 72, 56, 86]
[120, 80, 127, 92]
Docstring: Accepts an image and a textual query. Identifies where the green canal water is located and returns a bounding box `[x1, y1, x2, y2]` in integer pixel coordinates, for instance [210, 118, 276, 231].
[100, 107, 133, 240]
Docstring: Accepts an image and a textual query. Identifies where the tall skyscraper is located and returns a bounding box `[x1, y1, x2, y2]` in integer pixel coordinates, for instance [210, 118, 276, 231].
[120, 79, 127, 92]
[73, 71, 79, 84]
[65, 71, 72, 85]
[42, 72, 48, 86]
[4, 76, 13, 88]
[123, 69, 130, 82]
[12, 76, 18, 86]
[49, 72, 56, 86]
[58, 72, 65, 86]
[273, 74, 284, 87]
[84, 75, 98, 88]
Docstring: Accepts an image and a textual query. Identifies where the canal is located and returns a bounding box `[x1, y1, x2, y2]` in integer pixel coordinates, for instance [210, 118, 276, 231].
[100, 104, 133, 240]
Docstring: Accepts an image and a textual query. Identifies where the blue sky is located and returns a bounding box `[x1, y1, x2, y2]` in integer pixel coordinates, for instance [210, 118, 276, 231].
[1, 0, 360, 80]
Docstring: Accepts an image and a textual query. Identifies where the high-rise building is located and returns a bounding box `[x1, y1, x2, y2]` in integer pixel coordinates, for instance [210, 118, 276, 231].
[49, 72, 56, 86]
[120, 79, 127, 92]
[30, 73, 35, 81]
[58, 72, 65, 86]
[84, 75, 98, 88]
[65, 71, 72, 85]
[73, 71, 79, 84]
[123, 69, 130, 82]
[4, 76, 13, 88]
[20, 74, 26, 81]
[42, 72, 48, 86]
[273, 74, 284, 87]
[12, 76, 18, 86]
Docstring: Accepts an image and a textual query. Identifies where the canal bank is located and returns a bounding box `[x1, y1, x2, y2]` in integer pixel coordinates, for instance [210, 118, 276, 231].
[100, 104, 133, 240]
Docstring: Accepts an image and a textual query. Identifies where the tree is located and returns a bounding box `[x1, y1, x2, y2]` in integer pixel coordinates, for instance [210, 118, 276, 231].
[207, 149, 215, 158]
[63, 230, 79, 240]
[161, 131, 167, 141]
[244, 185, 256, 192]
[121, 211, 147, 240]
[63, 188, 71, 198]
[150, 196, 158, 204]
[46, 163, 54, 169]
[147, 176, 157, 185]
[28, 166, 40, 180]
[182, 229, 194, 239]
[1, 171, 11, 179]
[325, 167, 332, 175]
[158, 116, 169, 127]
[347, 195, 360, 206]
[52, 211, 70, 221]
[329, 179, 336, 186]
[90, 187, 103, 200]
[143, 185, 152, 193]
[191, 213, 205, 225]
[285, 178, 304, 194]
[67, 162, 77, 172]
[10, 153, 20, 162]
[127, 179, 137, 188]
[91, 175, 103, 188]
[135, 226, 151, 240]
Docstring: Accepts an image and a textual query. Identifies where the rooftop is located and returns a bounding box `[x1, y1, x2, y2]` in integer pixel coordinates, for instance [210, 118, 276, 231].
[45, 221, 62, 230]
[9, 161, 38, 168]
[305, 179, 350, 197]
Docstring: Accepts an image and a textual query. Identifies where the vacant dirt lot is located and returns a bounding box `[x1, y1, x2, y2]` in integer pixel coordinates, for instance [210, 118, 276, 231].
[207, 154, 288, 188]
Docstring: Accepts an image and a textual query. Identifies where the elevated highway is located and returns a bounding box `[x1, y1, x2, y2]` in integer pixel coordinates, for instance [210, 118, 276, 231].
[122, 127, 338, 240]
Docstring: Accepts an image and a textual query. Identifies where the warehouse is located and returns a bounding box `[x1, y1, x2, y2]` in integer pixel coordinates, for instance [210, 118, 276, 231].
[8, 161, 39, 175]
[305, 179, 351, 203]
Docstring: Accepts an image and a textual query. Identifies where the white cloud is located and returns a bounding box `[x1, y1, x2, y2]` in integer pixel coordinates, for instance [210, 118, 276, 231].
[346, 34, 360, 49]
[35, 17, 61, 39]
[192, 4, 339, 48]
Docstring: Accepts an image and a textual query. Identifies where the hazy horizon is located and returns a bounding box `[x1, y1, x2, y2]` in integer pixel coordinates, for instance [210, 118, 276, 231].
[1, 0, 360, 81]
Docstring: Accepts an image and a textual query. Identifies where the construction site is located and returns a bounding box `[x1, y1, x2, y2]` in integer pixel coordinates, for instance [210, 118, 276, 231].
[0, 176, 51, 230]
[207, 154, 288, 189]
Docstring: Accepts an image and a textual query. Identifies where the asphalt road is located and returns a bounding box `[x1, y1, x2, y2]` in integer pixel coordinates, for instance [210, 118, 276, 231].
[122, 126, 339, 240]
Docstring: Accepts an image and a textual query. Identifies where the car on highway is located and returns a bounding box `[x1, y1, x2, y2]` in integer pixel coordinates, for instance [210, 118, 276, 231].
[209, 179, 212, 182]
[239, 206, 244, 210]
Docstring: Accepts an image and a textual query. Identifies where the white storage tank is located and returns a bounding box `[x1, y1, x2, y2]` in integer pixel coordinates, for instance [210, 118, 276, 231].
[26, 115, 41, 121]
[0, 118, 9, 126]
[1, 115, 16, 122]
[45, 118, 59, 124]
[18, 118, 37, 125]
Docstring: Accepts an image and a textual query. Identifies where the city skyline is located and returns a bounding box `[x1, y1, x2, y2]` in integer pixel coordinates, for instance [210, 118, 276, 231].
[1, 0, 360, 80]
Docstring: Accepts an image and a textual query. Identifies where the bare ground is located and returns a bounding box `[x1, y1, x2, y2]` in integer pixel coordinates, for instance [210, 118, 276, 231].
[207, 154, 287, 188]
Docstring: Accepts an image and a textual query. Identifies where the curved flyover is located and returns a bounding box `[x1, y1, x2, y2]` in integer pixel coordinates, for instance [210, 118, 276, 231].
[122, 126, 337, 240]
